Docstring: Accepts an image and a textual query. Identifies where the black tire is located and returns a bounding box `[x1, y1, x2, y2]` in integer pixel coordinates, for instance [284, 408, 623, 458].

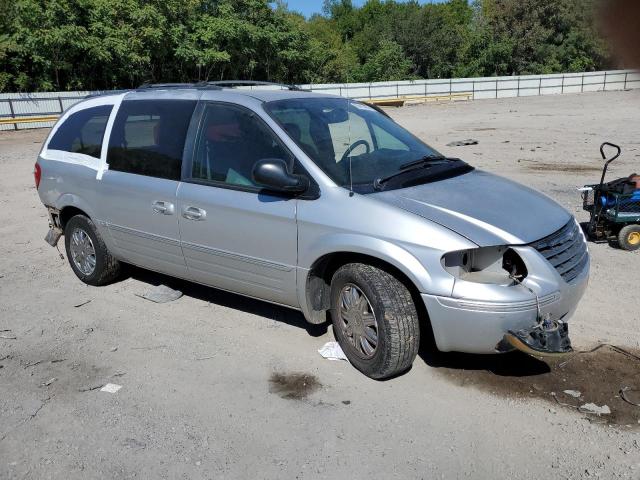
[64, 215, 121, 286]
[618, 224, 640, 251]
[330, 263, 420, 380]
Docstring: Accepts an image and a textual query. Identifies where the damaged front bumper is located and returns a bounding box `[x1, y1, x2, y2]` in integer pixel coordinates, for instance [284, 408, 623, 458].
[421, 259, 589, 355]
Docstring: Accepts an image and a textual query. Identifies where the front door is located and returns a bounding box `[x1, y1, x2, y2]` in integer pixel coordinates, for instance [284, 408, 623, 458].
[177, 102, 299, 306]
[99, 97, 197, 277]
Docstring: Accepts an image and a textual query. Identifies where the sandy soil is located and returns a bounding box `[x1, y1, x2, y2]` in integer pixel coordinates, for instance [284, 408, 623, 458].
[1, 90, 640, 479]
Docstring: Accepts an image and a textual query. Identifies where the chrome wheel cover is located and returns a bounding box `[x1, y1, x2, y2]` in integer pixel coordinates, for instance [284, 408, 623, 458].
[338, 284, 379, 359]
[70, 228, 96, 276]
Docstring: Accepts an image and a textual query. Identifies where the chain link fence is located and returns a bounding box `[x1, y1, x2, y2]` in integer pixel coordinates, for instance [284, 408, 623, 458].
[2, 70, 639, 131]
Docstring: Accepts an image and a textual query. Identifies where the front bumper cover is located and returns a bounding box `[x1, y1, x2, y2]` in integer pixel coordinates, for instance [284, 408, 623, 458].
[421, 258, 589, 354]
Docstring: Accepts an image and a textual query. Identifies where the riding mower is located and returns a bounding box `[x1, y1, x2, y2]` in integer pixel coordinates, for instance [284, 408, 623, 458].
[581, 142, 640, 251]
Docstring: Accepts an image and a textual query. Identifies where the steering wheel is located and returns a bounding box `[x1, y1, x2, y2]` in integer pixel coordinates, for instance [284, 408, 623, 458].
[340, 140, 371, 163]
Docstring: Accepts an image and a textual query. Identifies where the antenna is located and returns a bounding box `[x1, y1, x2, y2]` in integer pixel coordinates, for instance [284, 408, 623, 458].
[347, 84, 354, 197]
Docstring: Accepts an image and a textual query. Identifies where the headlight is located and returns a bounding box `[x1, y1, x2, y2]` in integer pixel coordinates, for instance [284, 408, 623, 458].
[442, 247, 528, 285]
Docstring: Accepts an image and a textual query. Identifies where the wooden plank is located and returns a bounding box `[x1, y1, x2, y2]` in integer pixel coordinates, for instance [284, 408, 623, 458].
[0, 115, 59, 125]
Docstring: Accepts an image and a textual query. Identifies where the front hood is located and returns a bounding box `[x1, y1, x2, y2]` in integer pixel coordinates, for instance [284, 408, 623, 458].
[373, 170, 571, 246]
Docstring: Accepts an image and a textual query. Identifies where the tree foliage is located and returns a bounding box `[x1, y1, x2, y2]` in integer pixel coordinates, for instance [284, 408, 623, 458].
[0, 0, 612, 92]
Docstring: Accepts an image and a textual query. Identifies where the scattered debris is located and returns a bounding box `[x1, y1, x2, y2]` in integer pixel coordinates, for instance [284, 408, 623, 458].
[563, 390, 582, 398]
[110, 347, 118, 352]
[0, 334, 17, 340]
[318, 341, 348, 362]
[24, 360, 43, 369]
[195, 355, 216, 361]
[40, 378, 56, 387]
[579, 403, 611, 416]
[78, 384, 104, 392]
[447, 139, 479, 147]
[136, 284, 182, 304]
[269, 372, 321, 400]
[100, 383, 122, 393]
[111, 371, 126, 378]
[342, 400, 351, 405]
[0, 329, 11, 332]
[131, 345, 167, 351]
[73, 299, 92, 308]
[83, 327, 94, 335]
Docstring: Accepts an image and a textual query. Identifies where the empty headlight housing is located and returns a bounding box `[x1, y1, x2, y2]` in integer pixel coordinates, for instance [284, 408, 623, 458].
[442, 247, 528, 285]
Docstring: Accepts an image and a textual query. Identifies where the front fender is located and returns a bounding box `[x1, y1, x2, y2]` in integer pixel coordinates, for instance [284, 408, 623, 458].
[298, 233, 453, 293]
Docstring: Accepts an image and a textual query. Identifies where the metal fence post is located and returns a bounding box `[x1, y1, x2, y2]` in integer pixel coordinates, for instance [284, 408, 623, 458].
[538, 77, 542, 96]
[604, 71, 607, 91]
[449, 77, 452, 96]
[495, 79, 498, 99]
[8, 99, 17, 131]
[57, 96, 64, 113]
[624, 71, 628, 90]
[561, 75, 565, 94]
[581, 73, 585, 93]
[368, 83, 371, 100]
[517, 76, 520, 97]
[396, 82, 399, 99]
[472, 80, 475, 100]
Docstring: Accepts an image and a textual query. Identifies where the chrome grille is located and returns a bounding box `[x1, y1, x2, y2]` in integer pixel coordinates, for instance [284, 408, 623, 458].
[529, 220, 588, 283]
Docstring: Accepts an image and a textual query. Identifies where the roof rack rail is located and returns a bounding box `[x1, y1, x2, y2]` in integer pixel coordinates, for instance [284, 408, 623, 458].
[85, 89, 130, 98]
[202, 80, 306, 91]
[137, 82, 199, 89]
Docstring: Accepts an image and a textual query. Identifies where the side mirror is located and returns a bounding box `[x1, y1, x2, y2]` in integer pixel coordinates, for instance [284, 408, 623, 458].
[252, 158, 309, 194]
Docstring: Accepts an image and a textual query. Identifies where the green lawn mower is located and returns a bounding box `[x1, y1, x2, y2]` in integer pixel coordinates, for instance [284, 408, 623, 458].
[582, 142, 640, 251]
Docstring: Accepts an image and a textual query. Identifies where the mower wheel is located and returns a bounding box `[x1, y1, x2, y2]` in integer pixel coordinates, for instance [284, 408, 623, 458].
[618, 224, 640, 251]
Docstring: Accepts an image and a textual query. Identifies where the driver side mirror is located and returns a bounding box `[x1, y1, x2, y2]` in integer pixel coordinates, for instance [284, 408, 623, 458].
[252, 158, 310, 194]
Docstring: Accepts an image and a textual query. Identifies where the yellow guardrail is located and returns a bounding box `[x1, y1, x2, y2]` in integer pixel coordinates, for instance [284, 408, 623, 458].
[367, 92, 473, 107]
[0, 115, 59, 126]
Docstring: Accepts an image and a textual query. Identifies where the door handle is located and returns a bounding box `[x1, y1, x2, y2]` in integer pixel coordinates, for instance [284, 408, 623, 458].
[152, 201, 175, 215]
[182, 206, 207, 221]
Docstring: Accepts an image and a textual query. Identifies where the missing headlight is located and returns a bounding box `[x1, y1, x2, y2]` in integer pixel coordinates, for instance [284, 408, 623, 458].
[442, 247, 527, 285]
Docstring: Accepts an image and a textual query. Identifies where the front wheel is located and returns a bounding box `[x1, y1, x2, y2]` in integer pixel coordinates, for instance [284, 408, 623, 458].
[330, 263, 420, 379]
[618, 224, 640, 251]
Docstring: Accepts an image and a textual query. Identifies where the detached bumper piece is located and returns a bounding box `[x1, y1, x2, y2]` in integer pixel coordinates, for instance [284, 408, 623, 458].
[504, 321, 573, 357]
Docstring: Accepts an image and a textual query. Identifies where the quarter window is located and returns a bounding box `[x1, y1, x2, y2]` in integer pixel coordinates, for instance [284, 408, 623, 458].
[48, 105, 113, 159]
[191, 103, 293, 188]
[107, 100, 196, 181]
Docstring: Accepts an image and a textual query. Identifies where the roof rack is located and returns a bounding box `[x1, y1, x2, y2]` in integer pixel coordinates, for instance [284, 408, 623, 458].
[136, 82, 222, 90]
[134, 80, 307, 92]
[201, 80, 305, 91]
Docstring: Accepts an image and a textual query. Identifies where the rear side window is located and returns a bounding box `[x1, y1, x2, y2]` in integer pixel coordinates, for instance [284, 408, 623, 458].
[48, 105, 113, 159]
[107, 100, 196, 180]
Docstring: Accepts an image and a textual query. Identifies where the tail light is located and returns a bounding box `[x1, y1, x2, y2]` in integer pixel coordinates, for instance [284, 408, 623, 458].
[34, 163, 41, 189]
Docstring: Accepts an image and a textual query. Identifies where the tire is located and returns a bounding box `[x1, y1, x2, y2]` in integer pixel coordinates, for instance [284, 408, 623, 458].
[64, 215, 121, 286]
[618, 224, 640, 251]
[330, 263, 420, 380]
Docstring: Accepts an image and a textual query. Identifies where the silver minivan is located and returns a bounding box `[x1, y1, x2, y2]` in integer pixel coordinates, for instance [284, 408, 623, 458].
[35, 82, 589, 379]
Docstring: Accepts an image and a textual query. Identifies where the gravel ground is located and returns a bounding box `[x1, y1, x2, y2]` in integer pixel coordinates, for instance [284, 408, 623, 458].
[1, 90, 640, 479]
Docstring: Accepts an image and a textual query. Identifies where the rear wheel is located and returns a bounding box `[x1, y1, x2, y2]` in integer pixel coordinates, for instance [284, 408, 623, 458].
[330, 263, 420, 380]
[618, 224, 640, 251]
[64, 215, 121, 285]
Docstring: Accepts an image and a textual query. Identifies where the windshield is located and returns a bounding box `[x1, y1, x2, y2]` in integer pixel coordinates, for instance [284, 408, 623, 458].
[264, 97, 448, 191]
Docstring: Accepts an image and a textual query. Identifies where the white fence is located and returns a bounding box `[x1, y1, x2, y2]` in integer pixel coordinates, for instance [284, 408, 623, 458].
[2, 69, 639, 131]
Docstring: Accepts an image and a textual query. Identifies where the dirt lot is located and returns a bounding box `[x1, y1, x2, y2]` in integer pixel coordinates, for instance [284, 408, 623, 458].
[1, 90, 640, 479]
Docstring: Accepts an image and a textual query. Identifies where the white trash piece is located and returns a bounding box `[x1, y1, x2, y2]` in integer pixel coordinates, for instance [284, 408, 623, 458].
[318, 342, 348, 362]
[100, 383, 122, 394]
[563, 390, 582, 398]
[579, 403, 611, 416]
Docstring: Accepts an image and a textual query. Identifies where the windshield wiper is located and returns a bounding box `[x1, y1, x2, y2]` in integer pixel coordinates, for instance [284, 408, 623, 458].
[373, 155, 459, 190]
